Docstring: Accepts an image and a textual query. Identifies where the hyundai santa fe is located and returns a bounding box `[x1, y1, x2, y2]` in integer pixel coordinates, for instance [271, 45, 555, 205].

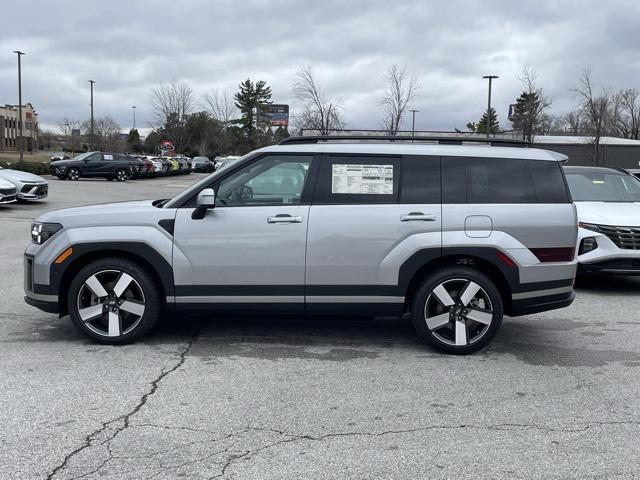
[24, 136, 578, 354]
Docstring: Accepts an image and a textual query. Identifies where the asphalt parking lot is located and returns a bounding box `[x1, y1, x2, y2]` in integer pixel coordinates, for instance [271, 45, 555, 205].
[1, 174, 640, 479]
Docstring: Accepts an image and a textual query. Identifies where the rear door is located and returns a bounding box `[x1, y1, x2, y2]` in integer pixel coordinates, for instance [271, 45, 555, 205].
[305, 154, 442, 314]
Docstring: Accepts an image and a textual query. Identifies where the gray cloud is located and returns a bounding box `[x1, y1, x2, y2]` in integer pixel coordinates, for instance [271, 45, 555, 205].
[1, 0, 639, 134]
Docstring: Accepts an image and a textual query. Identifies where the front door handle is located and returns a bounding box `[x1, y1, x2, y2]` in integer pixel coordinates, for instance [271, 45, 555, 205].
[400, 212, 437, 222]
[267, 214, 303, 224]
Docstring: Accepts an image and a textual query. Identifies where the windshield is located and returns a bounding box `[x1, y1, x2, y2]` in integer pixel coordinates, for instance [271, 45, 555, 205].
[61, 152, 92, 162]
[565, 171, 640, 202]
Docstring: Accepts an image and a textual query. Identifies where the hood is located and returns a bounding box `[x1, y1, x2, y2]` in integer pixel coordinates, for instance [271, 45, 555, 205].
[36, 200, 170, 228]
[576, 201, 640, 227]
[0, 169, 46, 183]
[0, 178, 15, 189]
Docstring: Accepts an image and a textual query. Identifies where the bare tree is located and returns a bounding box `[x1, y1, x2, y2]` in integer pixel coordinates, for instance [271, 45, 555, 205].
[379, 65, 419, 135]
[292, 66, 343, 135]
[202, 89, 237, 127]
[81, 116, 123, 152]
[619, 88, 640, 139]
[150, 80, 194, 152]
[511, 65, 552, 141]
[561, 110, 584, 135]
[57, 117, 81, 152]
[572, 68, 610, 165]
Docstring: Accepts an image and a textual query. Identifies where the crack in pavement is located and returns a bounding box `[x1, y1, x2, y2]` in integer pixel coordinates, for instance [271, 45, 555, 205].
[45, 324, 204, 480]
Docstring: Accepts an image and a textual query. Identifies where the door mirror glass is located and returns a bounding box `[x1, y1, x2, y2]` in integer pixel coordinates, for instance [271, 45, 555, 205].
[197, 188, 216, 208]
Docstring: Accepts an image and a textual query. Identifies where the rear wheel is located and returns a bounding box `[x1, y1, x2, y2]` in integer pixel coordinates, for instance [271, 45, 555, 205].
[67, 167, 80, 181]
[411, 267, 503, 355]
[115, 168, 129, 182]
[67, 258, 161, 344]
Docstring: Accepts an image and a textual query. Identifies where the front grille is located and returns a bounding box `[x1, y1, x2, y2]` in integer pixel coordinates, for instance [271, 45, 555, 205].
[0, 194, 16, 203]
[36, 185, 48, 195]
[0, 187, 16, 196]
[586, 223, 640, 250]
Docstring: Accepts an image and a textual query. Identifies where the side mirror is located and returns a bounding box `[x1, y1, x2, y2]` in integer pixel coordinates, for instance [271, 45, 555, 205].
[192, 188, 215, 220]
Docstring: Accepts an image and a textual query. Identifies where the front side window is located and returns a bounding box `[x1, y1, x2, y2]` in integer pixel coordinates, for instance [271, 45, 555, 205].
[216, 155, 312, 207]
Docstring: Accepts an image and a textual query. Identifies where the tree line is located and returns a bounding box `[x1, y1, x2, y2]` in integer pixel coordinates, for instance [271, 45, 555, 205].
[39, 64, 640, 164]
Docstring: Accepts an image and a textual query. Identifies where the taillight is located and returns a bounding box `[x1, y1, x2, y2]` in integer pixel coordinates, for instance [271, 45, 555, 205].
[530, 247, 574, 263]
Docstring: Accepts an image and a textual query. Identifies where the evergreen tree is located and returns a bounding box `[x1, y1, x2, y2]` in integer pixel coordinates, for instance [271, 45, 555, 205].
[511, 91, 542, 141]
[273, 126, 290, 143]
[127, 128, 143, 153]
[233, 78, 272, 136]
[475, 107, 500, 134]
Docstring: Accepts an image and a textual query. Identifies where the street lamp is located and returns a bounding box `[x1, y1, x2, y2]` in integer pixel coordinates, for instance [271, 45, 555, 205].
[482, 75, 498, 138]
[88, 80, 95, 150]
[13, 50, 25, 161]
[409, 109, 419, 137]
[132, 105, 136, 130]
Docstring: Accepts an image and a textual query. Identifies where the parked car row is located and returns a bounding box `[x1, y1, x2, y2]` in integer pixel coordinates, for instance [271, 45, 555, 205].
[50, 152, 205, 182]
[0, 166, 48, 204]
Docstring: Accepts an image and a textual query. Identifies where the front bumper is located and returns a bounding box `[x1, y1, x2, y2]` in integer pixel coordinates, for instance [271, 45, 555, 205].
[24, 295, 59, 313]
[17, 183, 48, 200]
[577, 226, 640, 275]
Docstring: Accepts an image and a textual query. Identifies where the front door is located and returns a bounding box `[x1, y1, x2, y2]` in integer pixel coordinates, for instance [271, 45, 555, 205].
[172, 154, 316, 313]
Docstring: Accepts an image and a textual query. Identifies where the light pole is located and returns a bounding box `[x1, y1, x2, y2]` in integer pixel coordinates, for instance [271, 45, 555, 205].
[409, 109, 419, 137]
[88, 80, 95, 150]
[482, 75, 498, 138]
[131, 105, 136, 130]
[13, 51, 25, 161]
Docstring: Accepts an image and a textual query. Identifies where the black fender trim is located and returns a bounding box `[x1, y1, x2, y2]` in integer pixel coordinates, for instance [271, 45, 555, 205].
[36, 242, 174, 299]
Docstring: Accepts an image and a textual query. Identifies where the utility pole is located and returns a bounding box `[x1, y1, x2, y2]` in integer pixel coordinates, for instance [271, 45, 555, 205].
[88, 80, 95, 150]
[132, 105, 136, 130]
[482, 75, 498, 138]
[409, 109, 419, 137]
[13, 51, 25, 161]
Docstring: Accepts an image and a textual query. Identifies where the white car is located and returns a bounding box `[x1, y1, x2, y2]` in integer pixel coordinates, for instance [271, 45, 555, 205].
[0, 167, 48, 201]
[564, 166, 640, 274]
[0, 178, 17, 204]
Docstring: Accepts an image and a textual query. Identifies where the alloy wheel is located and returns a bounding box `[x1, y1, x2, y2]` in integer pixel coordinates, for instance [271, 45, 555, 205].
[76, 269, 145, 337]
[116, 170, 128, 182]
[424, 278, 494, 346]
[68, 169, 80, 181]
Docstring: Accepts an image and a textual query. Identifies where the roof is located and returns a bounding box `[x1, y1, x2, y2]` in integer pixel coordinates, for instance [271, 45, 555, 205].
[256, 142, 567, 162]
[534, 135, 640, 146]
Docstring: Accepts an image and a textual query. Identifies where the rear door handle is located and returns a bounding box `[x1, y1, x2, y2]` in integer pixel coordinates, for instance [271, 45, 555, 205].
[400, 212, 437, 222]
[267, 214, 303, 224]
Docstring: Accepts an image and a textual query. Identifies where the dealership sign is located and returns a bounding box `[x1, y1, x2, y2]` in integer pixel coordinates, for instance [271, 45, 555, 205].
[259, 104, 289, 127]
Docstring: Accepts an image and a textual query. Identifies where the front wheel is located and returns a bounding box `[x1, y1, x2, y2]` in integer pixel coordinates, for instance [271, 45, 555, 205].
[411, 267, 503, 355]
[67, 258, 161, 344]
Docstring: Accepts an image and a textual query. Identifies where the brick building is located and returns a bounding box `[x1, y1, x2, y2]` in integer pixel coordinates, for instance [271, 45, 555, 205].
[0, 103, 39, 152]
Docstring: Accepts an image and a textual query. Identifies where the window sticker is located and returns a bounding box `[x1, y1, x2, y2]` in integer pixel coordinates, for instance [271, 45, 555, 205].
[104, 154, 113, 160]
[331, 164, 394, 194]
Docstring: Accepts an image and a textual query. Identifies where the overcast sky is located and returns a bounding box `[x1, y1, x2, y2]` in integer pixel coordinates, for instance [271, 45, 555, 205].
[1, 0, 639, 135]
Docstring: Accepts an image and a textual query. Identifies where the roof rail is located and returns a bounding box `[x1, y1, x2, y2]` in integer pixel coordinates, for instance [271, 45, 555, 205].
[279, 135, 531, 147]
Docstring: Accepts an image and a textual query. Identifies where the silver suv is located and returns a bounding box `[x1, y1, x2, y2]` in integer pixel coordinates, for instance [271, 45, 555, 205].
[24, 136, 578, 354]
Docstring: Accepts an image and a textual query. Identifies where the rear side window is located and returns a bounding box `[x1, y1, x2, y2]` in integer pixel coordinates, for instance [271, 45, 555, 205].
[528, 160, 571, 203]
[443, 157, 535, 203]
[314, 155, 400, 204]
[400, 156, 441, 204]
[442, 157, 568, 204]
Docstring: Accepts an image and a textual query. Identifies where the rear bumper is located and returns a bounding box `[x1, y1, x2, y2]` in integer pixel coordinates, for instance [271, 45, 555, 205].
[510, 290, 575, 316]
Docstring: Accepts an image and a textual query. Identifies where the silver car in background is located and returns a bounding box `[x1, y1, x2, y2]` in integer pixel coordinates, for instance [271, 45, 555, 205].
[0, 167, 48, 201]
[0, 177, 17, 204]
[564, 166, 640, 274]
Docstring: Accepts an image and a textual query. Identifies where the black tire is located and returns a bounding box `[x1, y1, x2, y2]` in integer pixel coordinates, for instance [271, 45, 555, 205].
[115, 169, 129, 182]
[67, 257, 161, 344]
[67, 167, 80, 181]
[411, 267, 503, 355]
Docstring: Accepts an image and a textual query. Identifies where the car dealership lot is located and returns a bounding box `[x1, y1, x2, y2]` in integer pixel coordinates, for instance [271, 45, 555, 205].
[1, 176, 640, 479]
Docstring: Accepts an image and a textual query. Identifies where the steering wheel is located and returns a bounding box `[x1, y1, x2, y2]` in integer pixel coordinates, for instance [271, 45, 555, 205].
[231, 185, 253, 204]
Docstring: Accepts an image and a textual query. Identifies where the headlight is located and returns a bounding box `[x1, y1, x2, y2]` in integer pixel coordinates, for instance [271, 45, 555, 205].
[578, 222, 601, 233]
[31, 222, 63, 245]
